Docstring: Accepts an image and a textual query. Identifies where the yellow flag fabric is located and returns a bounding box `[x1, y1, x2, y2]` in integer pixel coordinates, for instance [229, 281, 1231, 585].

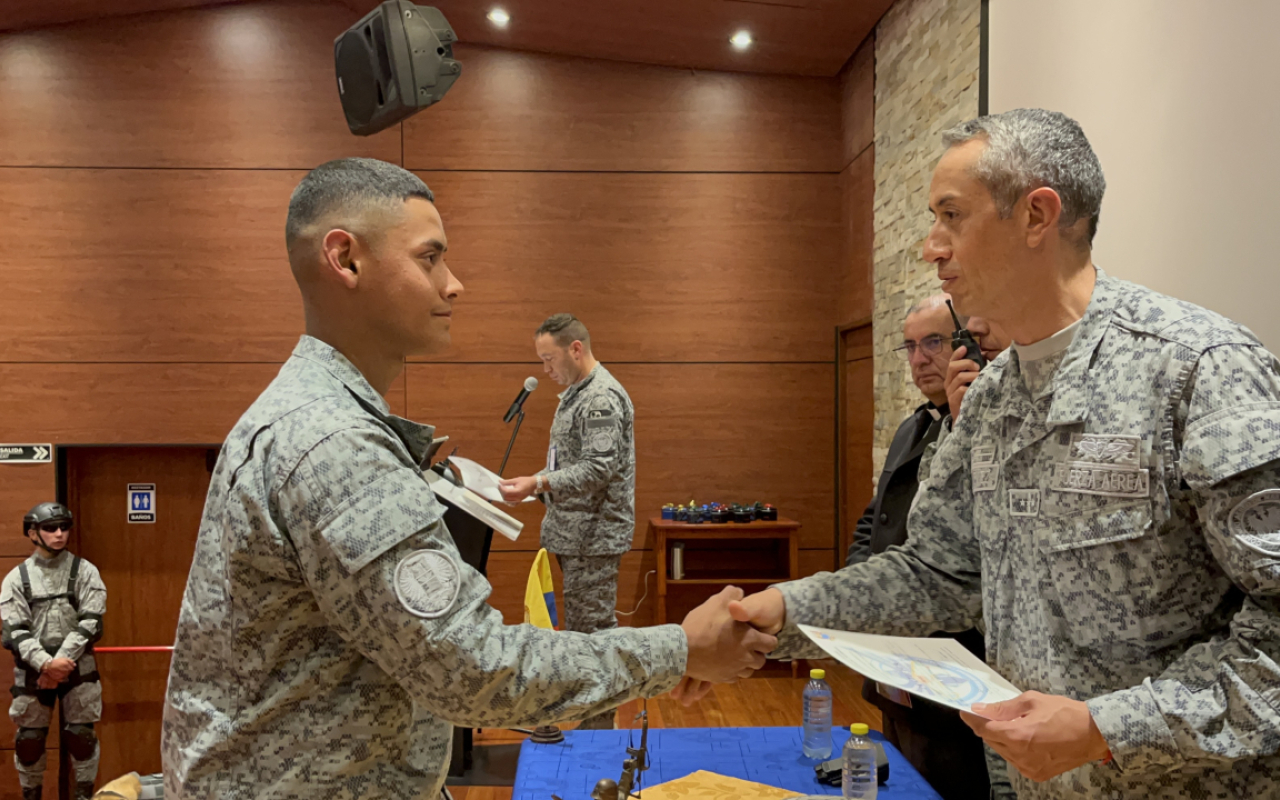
[523, 548, 559, 630]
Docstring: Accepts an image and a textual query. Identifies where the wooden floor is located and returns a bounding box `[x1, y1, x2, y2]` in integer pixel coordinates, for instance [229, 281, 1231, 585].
[449, 659, 880, 800]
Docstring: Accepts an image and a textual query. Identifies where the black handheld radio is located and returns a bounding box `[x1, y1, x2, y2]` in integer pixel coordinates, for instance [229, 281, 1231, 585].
[947, 300, 986, 370]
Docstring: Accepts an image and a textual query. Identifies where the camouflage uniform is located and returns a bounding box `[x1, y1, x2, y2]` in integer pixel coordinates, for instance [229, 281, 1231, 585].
[773, 272, 1280, 799]
[162, 337, 685, 799]
[0, 551, 106, 798]
[538, 364, 635, 729]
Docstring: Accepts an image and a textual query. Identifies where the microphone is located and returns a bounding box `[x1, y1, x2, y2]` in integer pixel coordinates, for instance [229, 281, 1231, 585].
[503, 377, 538, 423]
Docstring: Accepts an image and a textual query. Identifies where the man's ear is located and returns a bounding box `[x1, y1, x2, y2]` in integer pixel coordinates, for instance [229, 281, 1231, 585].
[1023, 187, 1064, 248]
[320, 228, 361, 289]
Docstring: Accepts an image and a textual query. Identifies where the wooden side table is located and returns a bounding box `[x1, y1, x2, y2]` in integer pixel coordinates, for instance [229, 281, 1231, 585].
[650, 517, 801, 625]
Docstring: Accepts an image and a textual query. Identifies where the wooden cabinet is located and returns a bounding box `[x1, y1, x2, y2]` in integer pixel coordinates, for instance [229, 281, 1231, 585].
[649, 517, 801, 625]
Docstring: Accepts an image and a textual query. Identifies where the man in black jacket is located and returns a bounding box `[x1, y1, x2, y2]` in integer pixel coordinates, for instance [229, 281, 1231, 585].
[845, 296, 1007, 800]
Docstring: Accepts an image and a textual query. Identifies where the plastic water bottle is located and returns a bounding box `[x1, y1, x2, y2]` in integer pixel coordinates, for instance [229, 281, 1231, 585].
[842, 723, 877, 799]
[801, 668, 833, 759]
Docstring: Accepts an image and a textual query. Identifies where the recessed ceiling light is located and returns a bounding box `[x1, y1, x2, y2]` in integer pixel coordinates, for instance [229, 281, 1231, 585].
[730, 30, 753, 50]
[487, 8, 510, 27]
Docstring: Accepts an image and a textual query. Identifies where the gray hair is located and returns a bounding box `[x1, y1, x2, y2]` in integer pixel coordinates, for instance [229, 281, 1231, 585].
[941, 109, 1105, 246]
[536, 313, 592, 350]
[905, 293, 962, 326]
[285, 158, 434, 250]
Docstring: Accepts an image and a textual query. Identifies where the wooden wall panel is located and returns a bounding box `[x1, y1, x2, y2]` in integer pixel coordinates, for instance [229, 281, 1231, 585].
[484, 549, 658, 628]
[405, 46, 841, 173]
[842, 336, 875, 562]
[0, 168, 304, 363]
[799, 547, 837, 578]
[0, 1, 400, 168]
[0, 364, 281, 444]
[0, 464, 55, 557]
[840, 34, 876, 169]
[406, 363, 835, 551]
[840, 147, 876, 326]
[413, 171, 842, 363]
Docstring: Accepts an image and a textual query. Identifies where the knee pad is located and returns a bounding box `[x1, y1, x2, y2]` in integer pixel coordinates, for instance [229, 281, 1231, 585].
[63, 723, 96, 761]
[15, 727, 48, 766]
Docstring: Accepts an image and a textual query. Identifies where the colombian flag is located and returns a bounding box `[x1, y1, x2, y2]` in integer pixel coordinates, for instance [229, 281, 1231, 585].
[523, 548, 559, 630]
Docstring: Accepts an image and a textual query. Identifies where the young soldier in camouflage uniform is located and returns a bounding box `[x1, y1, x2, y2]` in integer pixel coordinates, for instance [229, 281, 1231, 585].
[501, 314, 634, 729]
[161, 158, 775, 800]
[686, 109, 1280, 799]
[1, 502, 106, 800]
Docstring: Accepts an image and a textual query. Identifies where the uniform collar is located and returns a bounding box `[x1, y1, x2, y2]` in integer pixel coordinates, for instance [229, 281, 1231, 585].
[290, 335, 390, 416]
[559, 363, 602, 402]
[1044, 268, 1117, 426]
[290, 336, 440, 466]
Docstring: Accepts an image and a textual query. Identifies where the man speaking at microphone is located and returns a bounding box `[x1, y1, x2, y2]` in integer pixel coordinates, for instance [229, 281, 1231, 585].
[501, 313, 634, 730]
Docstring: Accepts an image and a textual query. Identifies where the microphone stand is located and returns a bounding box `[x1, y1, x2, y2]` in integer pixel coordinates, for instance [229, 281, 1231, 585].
[500, 404, 564, 746]
[498, 409, 524, 478]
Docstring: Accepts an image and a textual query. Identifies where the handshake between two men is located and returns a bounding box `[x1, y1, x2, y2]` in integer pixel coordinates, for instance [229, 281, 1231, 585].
[674, 586, 785, 699]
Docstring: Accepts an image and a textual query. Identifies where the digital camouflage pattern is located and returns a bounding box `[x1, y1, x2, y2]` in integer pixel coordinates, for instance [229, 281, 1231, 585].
[162, 337, 686, 800]
[775, 272, 1280, 799]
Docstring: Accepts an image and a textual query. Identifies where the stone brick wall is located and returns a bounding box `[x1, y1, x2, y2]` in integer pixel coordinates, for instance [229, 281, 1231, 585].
[871, 0, 981, 470]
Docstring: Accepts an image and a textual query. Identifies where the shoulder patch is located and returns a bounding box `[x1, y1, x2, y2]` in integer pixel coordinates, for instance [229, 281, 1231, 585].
[1229, 489, 1280, 557]
[394, 550, 461, 619]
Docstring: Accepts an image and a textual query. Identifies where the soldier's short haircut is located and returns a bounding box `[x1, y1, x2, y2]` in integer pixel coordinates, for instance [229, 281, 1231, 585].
[941, 109, 1105, 248]
[285, 158, 434, 252]
[536, 313, 592, 350]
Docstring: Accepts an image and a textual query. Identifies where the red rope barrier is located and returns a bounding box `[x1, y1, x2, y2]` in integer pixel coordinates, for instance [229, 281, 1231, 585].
[93, 646, 174, 653]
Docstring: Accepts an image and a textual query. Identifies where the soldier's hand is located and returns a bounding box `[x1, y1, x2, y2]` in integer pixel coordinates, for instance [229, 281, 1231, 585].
[680, 586, 776, 685]
[946, 345, 982, 419]
[36, 672, 58, 690]
[498, 476, 538, 502]
[45, 658, 76, 682]
[960, 691, 1111, 782]
[728, 588, 787, 635]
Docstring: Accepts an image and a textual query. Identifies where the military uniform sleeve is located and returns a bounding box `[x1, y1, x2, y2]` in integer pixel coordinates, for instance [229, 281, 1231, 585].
[279, 423, 686, 728]
[772, 407, 984, 659]
[0, 570, 52, 671]
[1088, 343, 1280, 774]
[55, 561, 106, 663]
[544, 391, 625, 498]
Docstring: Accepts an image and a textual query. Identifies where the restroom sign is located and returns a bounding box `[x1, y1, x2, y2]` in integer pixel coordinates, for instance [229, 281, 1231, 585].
[128, 483, 156, 524]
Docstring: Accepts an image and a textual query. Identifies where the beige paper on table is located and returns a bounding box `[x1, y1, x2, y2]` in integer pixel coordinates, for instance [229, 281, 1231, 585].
[634, 770, 804, 800]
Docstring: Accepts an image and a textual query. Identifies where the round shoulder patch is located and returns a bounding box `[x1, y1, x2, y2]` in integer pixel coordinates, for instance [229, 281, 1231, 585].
[591, 432, 613, 453]
[1229, 489, 1280, 557]
[394, 550, 461, 619]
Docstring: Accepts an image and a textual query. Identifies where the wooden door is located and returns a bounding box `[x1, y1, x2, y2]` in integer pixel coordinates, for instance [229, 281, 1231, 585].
[838, 323, 874, 565]
[62, 446, 213, 792]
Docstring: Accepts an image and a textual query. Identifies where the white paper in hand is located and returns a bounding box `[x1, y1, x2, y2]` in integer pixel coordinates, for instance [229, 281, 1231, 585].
[798, 625, 1021, 712]
[449, 456, 534, 503]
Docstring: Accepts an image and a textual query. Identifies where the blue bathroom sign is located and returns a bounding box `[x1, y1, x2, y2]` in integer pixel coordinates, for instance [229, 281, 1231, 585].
[128, 483, 156, 524]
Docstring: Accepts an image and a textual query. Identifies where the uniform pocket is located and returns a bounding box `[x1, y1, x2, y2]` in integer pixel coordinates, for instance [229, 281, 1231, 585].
[1043, 502, 1199, 656]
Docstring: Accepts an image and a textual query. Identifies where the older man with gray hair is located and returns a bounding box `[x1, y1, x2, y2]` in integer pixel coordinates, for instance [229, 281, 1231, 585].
[701, 109, 1280, 799]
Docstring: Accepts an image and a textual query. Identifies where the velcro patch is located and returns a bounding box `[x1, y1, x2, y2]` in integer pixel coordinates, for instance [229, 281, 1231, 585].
[394, 550, 461, 619]
[1051, 464, 1149, 498]
[972, 464, 998, 493]
[591, 432, 614, 453]
[586, 417, 615, 430]
[1009, 489, 1041, 517]
[1067, 434, 1142, 468]
[1229, 489, 1280, 557]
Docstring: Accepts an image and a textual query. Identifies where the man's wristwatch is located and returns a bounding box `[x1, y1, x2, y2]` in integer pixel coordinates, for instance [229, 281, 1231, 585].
[535, 475, 546, 494]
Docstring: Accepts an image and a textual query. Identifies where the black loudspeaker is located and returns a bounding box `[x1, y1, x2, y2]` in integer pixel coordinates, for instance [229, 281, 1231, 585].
[334, 1, 462, 136]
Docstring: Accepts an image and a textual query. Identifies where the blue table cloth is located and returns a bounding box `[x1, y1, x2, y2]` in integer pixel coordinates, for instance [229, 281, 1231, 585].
[512, 726, 945, 799]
